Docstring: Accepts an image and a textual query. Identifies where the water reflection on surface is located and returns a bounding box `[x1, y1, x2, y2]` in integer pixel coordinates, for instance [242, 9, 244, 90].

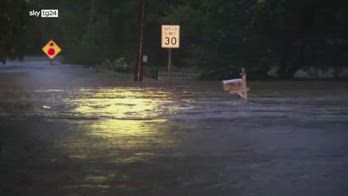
[2, 78, 348, 195]
[65, 88, 188, 119]
[56, 88, 184, 164]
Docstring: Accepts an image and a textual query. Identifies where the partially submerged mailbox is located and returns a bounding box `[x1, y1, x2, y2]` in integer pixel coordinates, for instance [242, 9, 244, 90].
[222, 68, 249, 100]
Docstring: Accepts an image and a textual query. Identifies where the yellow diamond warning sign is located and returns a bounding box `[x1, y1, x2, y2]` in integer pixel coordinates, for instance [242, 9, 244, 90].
[42, 40, 61, 59]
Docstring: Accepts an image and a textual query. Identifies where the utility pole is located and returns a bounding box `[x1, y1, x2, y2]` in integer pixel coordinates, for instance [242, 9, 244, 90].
[134, 0, 146, 81]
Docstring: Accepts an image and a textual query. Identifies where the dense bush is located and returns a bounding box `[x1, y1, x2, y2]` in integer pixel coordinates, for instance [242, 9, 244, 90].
[96, 57, 132, 73]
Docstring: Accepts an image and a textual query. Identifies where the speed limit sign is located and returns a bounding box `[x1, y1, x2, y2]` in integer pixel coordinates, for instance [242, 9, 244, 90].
[161, 25, 180, 48]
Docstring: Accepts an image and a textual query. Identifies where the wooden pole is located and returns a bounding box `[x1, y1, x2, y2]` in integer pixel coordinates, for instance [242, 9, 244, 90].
[241, 68, 248, 99]
[134, 0, 146, 81]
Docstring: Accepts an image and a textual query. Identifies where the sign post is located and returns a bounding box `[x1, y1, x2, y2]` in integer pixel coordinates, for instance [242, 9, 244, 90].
[168, 48, 172, 84]
[161, 25, 180, 84]
[42, 40, 62, 64]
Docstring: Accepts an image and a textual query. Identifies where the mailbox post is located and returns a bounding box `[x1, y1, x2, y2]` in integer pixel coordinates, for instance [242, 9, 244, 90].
[222, 68, 249, 100]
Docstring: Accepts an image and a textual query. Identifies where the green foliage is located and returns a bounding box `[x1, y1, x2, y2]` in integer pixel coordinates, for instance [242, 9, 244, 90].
[97, 57, 132, 73]
[199, 65, 236, 80]
[2, 0, 348, 79]
[248, 0, 348, 78]
[0, 0, 26, 61]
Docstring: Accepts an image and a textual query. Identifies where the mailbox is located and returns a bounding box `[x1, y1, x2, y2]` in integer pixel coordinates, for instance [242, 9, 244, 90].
[222, 68, 249, 100]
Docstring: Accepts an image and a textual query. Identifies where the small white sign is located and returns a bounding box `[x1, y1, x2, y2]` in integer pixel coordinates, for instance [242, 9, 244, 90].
[142, 55, 148, 63]
[161, 25, 180, 48]
[41, 9, 59, 18]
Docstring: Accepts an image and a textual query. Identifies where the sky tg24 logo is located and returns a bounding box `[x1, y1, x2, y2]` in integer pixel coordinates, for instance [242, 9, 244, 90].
[29, 9, 59, 18]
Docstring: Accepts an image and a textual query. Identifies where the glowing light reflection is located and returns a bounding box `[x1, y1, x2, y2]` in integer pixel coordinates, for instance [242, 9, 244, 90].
[68, 88, 174, 119]
[58, 88, 184, 162]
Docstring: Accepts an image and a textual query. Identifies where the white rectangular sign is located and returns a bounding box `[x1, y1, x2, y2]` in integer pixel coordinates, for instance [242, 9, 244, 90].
[161, 25, 180, 48]
[41, 9, 59, 18]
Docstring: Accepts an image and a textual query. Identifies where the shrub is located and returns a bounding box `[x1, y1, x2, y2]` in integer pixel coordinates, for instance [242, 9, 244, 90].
[97, 57, 131, 73]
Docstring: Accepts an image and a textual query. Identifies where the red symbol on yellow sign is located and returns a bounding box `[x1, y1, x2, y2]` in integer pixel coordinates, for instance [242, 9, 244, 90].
[42, 40, 61, 59]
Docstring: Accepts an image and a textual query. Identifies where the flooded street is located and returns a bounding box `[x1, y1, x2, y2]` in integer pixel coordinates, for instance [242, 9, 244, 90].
[1, 60, 348, 196]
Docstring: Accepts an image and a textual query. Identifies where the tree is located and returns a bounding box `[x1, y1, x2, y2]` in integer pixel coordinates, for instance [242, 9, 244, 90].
[248, 0, 348, 78]
[0, 0, 27, 63]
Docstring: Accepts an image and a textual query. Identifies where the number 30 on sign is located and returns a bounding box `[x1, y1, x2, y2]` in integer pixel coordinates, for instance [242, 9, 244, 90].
[161, 25, 180, 48]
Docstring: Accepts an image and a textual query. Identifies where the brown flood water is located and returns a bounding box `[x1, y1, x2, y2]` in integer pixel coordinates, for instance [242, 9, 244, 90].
[1, 61, 348, 195]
